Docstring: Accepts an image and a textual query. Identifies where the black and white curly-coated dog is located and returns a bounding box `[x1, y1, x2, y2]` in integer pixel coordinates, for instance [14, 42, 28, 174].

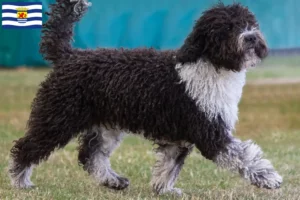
[9, 0, 282, 195]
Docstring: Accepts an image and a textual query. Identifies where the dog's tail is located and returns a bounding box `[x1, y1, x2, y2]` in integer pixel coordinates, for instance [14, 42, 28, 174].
[40, 0, 91, 65]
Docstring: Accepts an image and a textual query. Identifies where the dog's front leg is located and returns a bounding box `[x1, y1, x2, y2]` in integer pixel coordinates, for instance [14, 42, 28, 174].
[212, 136, 282, 189]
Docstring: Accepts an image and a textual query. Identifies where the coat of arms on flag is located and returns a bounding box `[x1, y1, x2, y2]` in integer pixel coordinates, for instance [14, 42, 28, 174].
[17, 7, 28, 23]
[2, 2, 42, 29]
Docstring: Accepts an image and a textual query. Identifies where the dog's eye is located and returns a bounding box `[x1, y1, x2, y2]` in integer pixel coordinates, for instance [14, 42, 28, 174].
[227, 24, 234, 31]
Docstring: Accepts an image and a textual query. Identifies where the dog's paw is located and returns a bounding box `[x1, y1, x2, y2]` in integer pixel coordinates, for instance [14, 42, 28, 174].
[249, 167, 282, 189]
[169, 188, 183, 196]
[103, 176, 130, 190]
[9, 163, 35, 189]
[12, 179, 35, 189]
[153, 186, 183, 196]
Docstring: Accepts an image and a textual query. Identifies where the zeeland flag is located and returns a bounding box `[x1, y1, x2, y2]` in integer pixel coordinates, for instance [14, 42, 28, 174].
[2, 2, 42, 29]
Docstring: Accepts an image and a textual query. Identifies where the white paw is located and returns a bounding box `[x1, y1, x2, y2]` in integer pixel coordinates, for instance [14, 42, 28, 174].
[12, 179, 35, 189]
[252, 170, 282, 189]
[154, 186, 183, 196]
[9, 164, 35, 189]
[247, 163, 282, 189]
[169, 188, 183, 196]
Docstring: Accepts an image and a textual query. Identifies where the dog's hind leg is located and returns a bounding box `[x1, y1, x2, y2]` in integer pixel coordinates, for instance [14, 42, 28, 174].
[78, 126, 129, 190]
[9, 119, 84, 189]
[9, 74, 91, 189]
[151, 141, 193, 195]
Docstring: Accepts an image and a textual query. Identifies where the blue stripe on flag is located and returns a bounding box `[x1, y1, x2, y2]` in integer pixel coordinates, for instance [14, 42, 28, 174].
[2, 17, 42, 21]
[2, 2, 42, 6]
[2, 9, 42, 14]
[2, 25, 42, 29]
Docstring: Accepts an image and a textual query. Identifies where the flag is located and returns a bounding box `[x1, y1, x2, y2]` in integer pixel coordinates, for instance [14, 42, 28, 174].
[2, 2, 42, 29]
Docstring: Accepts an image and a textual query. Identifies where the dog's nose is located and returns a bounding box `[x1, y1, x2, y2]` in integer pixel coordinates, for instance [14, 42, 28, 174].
[244, 34, 257, 43]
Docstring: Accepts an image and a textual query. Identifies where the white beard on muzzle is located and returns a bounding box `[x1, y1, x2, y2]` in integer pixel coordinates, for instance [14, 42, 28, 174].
[243, 48, 261, 69]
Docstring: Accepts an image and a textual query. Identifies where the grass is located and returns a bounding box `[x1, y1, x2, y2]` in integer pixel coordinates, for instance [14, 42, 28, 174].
[0, 59, 300, 199]
[247, 56, 300, 80]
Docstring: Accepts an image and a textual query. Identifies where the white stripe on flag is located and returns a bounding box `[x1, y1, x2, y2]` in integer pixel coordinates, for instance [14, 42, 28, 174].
[2, 20, 42, 26]
[2, 13, 42, 18]
[2, 5, 42, 10]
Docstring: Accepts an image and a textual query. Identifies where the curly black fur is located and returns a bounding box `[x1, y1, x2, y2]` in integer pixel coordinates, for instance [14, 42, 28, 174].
[10, 46, 230, 168]
[9, 0, 269, 191]
[39, 0, 89, 65]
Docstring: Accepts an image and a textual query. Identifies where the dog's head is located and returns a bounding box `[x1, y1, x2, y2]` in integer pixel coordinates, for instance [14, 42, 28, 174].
[176, 3, 268, 71]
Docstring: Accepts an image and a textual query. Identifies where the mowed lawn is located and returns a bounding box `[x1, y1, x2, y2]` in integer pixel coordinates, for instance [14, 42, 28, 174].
[0, 58, 300, 200]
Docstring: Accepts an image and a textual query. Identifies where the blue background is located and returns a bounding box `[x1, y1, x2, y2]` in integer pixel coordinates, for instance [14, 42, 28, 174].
[0, 0, 299, 67]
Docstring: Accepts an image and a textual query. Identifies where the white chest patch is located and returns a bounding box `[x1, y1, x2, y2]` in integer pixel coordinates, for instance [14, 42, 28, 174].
[176, 60, 246, 130]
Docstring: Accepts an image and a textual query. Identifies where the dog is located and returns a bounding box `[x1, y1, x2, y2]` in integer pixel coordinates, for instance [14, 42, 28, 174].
[9, 0, 282, 195]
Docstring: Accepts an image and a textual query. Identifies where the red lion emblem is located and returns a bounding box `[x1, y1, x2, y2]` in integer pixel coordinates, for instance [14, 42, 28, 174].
[18, 12, 27, 19]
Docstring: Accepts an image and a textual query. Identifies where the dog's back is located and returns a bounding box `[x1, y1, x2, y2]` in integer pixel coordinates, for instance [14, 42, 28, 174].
[38, 46, 203, 142]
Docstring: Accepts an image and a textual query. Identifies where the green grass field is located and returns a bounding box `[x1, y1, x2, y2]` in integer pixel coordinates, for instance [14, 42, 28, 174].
[247, 56, 300, 80]
[0, 57, 300, 199]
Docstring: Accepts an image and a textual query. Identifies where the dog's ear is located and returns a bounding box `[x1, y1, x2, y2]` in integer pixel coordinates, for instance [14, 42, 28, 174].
[176, 30, 207, 64]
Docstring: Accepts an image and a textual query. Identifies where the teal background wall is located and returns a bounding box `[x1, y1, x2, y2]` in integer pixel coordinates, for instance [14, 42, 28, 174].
[0, 0, 299, 67]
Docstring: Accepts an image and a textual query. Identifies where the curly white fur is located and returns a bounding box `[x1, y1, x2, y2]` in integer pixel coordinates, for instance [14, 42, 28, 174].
[214, 138, 282, 189]
[176, 59, 246, 130]
[9, 161, 34, 189]
[87, 127, 128, 188]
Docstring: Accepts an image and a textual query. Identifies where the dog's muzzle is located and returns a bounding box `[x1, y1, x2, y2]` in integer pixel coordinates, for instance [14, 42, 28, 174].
[243, 33, 268, 59]
[244, 34, 257, 44]
[244, 34, 257, 49]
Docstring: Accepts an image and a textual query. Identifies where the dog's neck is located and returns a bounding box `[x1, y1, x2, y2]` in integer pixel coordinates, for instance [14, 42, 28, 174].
[175, 59, 246, 130]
